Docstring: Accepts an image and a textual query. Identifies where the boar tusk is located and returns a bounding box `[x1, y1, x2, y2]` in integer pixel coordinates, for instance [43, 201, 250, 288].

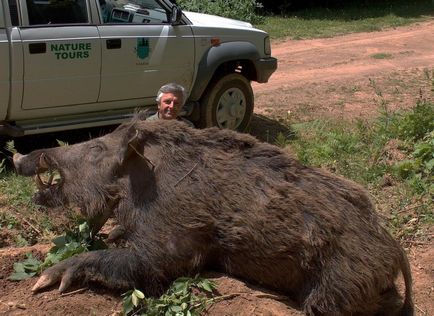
[35, 173, 48, 189]
[39, 153, 49, 169]
[47, 173, 54, 185]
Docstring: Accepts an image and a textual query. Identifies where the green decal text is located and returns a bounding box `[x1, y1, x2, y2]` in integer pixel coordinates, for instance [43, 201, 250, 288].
[51, 43, 91, 60]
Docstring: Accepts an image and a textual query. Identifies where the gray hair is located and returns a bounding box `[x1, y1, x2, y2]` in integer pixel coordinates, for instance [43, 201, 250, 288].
[156, 83, 187, 105]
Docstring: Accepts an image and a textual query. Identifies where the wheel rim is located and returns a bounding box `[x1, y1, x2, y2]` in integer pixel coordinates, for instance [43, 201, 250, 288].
[215, 87, 247, 130]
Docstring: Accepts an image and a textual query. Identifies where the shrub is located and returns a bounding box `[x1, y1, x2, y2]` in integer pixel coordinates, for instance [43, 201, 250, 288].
[177, 0, 262, 23]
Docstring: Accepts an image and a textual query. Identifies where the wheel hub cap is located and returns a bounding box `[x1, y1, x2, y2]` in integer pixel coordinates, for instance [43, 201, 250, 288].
[216, 88, 246, 130]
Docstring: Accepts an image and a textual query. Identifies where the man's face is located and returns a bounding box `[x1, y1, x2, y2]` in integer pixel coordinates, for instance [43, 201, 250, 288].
[158, 92, 183, 120]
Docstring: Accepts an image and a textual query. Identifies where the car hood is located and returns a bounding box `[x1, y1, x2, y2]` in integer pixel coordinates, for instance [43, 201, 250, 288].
[183, 11, 253, 29]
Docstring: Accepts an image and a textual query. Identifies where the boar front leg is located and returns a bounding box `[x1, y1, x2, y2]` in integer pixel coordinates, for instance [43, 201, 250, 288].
[32, 249, 166, 295]
[88, 197, 121, 237]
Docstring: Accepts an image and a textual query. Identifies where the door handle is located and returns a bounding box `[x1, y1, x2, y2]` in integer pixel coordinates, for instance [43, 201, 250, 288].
[106, 39, 121, 49]
[29, 42, 46, 54]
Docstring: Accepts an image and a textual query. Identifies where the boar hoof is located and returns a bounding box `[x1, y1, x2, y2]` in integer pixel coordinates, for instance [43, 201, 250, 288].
[32, 258, 82, 294]
[106, 225, 126, 243]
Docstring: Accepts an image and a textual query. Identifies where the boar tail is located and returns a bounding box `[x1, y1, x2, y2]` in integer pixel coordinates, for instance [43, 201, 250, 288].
[399, 246, 414, 316]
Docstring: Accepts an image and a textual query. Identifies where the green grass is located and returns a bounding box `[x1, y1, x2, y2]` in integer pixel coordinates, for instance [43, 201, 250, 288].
[289, 100, 433, 183]
[256, 1, 434, 39]
[0, 172, 36, 208]
[0, 171, 80, 245]
[371, 53, 393, 59]
[289, 118, 386, 184]
[281, 100, 434, 239]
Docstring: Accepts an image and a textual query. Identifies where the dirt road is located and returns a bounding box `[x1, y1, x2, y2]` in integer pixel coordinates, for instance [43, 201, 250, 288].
[253, 19, 434, 122]
[1, 20, 433, 315]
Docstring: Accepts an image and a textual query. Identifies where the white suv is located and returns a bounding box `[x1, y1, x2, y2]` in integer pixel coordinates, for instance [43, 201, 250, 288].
[0, 0, 277, 136]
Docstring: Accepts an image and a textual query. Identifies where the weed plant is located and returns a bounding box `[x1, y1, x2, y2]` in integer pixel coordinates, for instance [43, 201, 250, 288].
[122, 275, 217, 316]
[9, 222, 107, 280]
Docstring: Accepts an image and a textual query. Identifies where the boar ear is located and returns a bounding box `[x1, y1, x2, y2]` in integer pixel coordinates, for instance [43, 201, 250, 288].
[118, 127, 139, 165]
[117, 126, 155, 169]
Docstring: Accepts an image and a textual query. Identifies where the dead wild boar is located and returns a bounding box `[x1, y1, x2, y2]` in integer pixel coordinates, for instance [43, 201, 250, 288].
[13, 119, 413, 316]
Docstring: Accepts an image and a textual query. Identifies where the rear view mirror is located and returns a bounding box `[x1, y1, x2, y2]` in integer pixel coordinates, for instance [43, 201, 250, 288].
[170, 5, 182, 25]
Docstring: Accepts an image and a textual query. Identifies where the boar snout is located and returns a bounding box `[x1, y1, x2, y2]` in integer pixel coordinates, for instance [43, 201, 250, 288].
[13, 153, 27, 175]
[13, 152, 50, 176]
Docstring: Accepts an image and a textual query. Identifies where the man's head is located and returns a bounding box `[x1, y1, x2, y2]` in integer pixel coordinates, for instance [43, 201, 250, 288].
[156, 83, 187, 120]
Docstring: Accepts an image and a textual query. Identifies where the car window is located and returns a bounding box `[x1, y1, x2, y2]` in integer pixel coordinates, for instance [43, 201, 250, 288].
[98, 0, 168, 24]
[8, 0, 20, 26]
[26, 0, 88, 25]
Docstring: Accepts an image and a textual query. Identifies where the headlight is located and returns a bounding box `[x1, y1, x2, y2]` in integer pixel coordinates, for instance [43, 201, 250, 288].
[264, 36, 271, 55]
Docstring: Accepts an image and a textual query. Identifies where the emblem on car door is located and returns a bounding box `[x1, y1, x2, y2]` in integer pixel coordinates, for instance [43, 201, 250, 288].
[136, 38, 149, 60]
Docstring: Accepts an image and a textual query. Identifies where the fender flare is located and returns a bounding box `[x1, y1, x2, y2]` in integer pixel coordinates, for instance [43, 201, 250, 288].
[189, 41, 259, 101]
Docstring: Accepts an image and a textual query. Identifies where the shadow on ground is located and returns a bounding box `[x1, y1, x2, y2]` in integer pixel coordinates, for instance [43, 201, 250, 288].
[249, 114, 294, 144]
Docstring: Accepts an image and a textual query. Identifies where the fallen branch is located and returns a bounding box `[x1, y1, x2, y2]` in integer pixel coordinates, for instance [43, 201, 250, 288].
[196, 291, 289, 309]
[397, 204, 425, 214]
[60, 287, 88, 297]
[21, 217, 42, 235]
[402, 240, 433, 246]
[415, 304, 427, 315]
[8, 209, 42, 235]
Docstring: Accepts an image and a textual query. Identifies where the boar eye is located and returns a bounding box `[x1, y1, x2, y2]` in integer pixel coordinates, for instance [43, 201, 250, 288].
[89, 143, 106, 157]
[90, 144, 102, 151]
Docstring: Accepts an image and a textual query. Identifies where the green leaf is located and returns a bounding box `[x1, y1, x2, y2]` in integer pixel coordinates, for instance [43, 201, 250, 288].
[173, 280, 189, 295]
[132, 292, 139, 307]
[22, 255, 42, 270]
[122, 295, 134, 315]
[198, 279, 215, 293]
[170, 305, 183, 312]
[56, 139, 69, 147]
[13, 262, 26, 273]
[8, 271, 36, 281]
[5, 140, 17, 154]
[52, 235, 67, 247]
[133, 289, 145, 299]
[425, 158, 434, 171]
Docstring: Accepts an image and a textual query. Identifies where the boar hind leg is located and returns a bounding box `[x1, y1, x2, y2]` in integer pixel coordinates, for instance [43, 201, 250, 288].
[375, 286, 407, 316]
[302, 278, 373, 316]
[32, 249, 166, 296]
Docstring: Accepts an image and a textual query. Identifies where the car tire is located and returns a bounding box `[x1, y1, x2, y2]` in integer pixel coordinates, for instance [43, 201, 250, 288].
[200, 73, 253, 131]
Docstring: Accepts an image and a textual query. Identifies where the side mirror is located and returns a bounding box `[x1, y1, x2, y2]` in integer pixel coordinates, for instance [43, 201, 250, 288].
[170, 5, 182, 25]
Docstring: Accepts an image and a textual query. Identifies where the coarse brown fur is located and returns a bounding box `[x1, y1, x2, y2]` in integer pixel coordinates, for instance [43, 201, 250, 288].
[13, 119, 413, 316]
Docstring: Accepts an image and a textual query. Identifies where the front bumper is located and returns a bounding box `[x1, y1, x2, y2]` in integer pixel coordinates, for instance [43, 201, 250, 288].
[255, 57, 278, 83]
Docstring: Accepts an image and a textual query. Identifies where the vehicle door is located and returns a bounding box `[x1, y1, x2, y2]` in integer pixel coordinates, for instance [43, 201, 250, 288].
[19, 0, 101, 109]
[0, 1, 10, 116]
[96, 0, 194, 103]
